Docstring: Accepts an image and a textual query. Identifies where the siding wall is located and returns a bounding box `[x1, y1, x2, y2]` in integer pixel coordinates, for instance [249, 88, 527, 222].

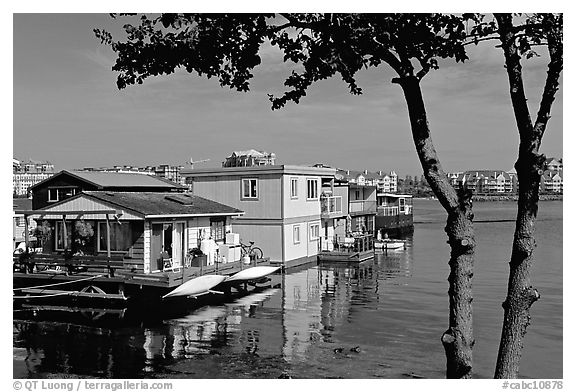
[282, 175, 323, 219]
[40, 195, 142, 220]
[193, 175, 282, 219]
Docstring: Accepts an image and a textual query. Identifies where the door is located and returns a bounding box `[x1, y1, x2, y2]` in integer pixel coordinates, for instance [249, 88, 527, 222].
[172, 222, 185, 268]
[151, 224, 163, 272]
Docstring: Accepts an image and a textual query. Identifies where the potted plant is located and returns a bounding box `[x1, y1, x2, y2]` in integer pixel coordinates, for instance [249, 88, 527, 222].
[188, 247, 207, 267]
[73, 220, 94, 255]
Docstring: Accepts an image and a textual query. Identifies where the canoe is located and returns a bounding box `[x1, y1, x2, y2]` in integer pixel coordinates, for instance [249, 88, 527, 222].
[162, 274, 227, 299]
[225, 266, 281, 283]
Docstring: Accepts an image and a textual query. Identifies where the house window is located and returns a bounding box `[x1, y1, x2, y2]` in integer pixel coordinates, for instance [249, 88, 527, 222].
[399, 198, 406, 213]
[98, 222, 132, 252]
[242, 178, 258, 199]
[210, 218, 226, 242]
[290, 178, 298, 199]
[48, 187, 77, 203]
[307, 179, 318, 200]
[48, 188, 59, 202]
[355, 190, 361, 200]
[293, 225, 301, 244]
[309, 223, 320, 240]
[55, 221, 73, 251]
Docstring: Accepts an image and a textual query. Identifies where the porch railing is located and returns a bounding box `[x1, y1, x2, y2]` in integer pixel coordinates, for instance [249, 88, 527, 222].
[349, 200, 377, 214]
[319, 234, 374, 253]
[377, 205, 412, 216]
[320, 196, 343, 215]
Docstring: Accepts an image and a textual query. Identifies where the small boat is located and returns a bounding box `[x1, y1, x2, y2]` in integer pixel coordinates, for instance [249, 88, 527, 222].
[374, 239, 406, 250]
[162, 274, 227, 299]
[225, 266, 281, 283]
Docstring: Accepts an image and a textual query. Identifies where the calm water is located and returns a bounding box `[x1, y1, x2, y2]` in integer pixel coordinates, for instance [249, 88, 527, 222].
[13, 200, 562, 379]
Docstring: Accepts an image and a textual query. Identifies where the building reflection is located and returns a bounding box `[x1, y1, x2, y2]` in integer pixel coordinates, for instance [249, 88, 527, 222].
[14, 242, 413, 378]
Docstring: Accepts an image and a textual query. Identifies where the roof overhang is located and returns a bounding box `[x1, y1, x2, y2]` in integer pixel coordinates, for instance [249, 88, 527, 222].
[182, 165, 336, 178]
[144, 212, 245, 219]
[14, 209, 126, 220]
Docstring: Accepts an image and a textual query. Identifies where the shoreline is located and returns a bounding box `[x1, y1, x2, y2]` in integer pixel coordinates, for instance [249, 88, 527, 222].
[414, 195, 563, 202]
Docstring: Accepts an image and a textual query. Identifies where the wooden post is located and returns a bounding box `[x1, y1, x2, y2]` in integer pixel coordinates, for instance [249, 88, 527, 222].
[24, 214, 29, 252]
[105, 214, 112, 277]
[62, 215, 68, 251]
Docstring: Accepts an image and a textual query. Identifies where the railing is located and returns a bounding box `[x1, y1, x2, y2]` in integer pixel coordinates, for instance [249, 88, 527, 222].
[319, 234, 374, 253]
[349, 200, 377, 214]
[377, 205, 412, 216]
[320, 196, 343, 215]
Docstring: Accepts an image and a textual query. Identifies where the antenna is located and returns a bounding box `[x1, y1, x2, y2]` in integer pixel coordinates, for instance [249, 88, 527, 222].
[187, 157, 210, 169]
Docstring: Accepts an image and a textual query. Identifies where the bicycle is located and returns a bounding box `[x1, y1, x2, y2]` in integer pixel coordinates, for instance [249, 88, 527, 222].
[240, 241, 264, 261]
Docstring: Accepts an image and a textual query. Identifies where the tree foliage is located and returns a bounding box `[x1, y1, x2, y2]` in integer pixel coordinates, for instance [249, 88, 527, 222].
[95, 14, 472, 109]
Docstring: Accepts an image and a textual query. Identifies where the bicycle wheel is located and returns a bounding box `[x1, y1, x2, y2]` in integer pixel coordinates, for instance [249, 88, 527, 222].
[249, 247, 263, 260]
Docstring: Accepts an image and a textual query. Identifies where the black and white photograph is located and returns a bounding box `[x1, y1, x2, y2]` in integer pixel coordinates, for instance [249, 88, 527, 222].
[10, 8, 564, 385]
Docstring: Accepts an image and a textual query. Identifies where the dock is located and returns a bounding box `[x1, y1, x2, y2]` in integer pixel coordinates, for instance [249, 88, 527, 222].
[317, 234, 374, 263]
[13, 256, 272, 304]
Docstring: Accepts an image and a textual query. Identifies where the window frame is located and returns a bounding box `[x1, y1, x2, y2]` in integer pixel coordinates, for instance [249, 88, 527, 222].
[309, 222, 320, 241]
[210, 217, 226, 242]
[306, 178, 319, 200]
[97, 221, 132, 253]
[290, 177, 299, 199]
[48, 188, 59, 202]
[293, 224, 301, 244]
[241, 178, 259, 200]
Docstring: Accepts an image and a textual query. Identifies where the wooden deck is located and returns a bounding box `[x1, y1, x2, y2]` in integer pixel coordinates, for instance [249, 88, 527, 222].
[122, 258, 272, 288]
[317, 250, 374, 263]
[13, 257, 272, 303]
[317, 234, 375, 263]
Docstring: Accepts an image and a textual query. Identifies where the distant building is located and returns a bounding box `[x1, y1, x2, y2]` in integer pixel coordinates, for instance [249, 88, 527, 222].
[545, 157, 563, 172]
[13, 158, 55, 196]
[450, 170, 516, 194]
[540, 170, 563, 193]
[154, 164, 185, 185]
[222, 149, 276, 167]
[338, 169, 398, 193]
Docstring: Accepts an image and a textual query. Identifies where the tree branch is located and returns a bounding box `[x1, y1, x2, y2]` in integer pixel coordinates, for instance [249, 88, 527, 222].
[533, 16, 563, 143]
[495, 13, 534, 138]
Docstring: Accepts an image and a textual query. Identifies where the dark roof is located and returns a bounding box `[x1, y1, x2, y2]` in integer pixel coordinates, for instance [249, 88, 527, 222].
[30, 170, 185, 190]
[13, 198, 32, 210]
[83, 191, 243, 217]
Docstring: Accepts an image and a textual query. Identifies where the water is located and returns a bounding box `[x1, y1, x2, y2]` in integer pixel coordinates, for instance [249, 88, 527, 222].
[13, 200, 562, 379]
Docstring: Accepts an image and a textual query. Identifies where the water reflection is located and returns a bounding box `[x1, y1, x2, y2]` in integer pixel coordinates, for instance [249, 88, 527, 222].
[13, 239, 431, 378]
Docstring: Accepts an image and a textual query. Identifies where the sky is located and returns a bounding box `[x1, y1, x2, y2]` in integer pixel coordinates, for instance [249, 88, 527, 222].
[12, 13, 563, 178]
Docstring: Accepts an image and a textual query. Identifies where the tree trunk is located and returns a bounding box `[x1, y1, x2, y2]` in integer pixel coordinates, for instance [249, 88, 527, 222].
[395, 75, 476, 379]
[493, 13, 562, 378]
[494, 153, 542, 378]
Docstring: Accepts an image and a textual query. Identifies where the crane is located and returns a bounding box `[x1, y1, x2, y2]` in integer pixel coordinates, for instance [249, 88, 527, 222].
[186, 157, 210, 169]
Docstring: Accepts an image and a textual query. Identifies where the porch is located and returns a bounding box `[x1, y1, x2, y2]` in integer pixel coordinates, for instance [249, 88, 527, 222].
[317, 233, 374, 263]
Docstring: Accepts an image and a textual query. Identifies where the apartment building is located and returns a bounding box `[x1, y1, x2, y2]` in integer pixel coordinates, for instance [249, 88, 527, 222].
[13, 158, 55, 196]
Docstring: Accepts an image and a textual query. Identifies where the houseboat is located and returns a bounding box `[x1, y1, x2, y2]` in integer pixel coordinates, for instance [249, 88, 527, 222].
[182, 164, 337, 268]
[13, 191, 272, 305]
[375, 193, 414, 237]
[317, 175, 376, 263]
